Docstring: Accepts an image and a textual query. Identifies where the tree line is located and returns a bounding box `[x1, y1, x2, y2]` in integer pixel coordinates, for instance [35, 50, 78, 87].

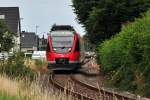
[72, 0, 150, 44]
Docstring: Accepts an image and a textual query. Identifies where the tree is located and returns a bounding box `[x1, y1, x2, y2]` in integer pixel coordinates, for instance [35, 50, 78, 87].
[0, 19, 15, 52]
[72, 0, 98, 25]
[72, 0, 150, 44]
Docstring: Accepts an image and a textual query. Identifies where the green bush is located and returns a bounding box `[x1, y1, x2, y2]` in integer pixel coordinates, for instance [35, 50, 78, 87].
[98, 10, 150, 97]
[0, 52, 36, 80]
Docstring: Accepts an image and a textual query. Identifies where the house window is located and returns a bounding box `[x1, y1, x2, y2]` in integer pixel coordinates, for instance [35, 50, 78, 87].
[22, 34, 24, 37]
[0, 15, 5, 19]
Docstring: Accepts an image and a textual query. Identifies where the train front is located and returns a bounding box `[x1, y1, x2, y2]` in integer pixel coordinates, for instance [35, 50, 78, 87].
[46, 27, 80, 70]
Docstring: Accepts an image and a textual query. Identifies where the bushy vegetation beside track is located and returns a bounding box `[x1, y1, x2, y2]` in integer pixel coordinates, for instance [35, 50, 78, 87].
[98, 10, 150, 97]
[0, 53, 36, 80]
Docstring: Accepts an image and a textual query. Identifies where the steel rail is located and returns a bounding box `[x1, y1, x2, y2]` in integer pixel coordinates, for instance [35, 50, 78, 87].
[70, 74, 137, 100]
[49, 73, 95, 100]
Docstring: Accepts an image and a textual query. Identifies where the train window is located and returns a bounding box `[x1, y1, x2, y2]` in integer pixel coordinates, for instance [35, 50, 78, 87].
[51, 36, 74, 53]
[75, 39, 80, 51]
[52, 36, 74, 48]
[46, 42, 50, 52]
[50, 31, 74, 53]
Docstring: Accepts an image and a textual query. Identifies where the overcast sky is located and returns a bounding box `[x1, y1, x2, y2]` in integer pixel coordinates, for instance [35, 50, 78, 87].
[0, 0, 85, 37]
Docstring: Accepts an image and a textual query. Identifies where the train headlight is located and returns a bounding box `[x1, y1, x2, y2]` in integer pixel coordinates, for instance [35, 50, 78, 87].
[68, 48, 71, 52]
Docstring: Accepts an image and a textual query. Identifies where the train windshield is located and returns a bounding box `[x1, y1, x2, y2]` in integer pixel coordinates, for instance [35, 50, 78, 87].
[51, 31, 74, 53]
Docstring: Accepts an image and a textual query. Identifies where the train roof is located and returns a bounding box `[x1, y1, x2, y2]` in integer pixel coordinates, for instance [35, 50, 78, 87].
[50, 25, 75, 32]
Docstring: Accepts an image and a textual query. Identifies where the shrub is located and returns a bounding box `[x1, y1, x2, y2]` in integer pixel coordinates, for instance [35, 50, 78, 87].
[98, 10, 150, 97]
[0, 52, 36, 80]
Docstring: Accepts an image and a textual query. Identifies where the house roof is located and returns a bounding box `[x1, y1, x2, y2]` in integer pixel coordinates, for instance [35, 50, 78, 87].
[0, 7, 20, 33]
[21, 32, 38, 48]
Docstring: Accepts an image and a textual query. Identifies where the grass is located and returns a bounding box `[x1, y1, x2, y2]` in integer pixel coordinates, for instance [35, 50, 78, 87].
[0, 75, 27, 100]
[0, 54, 99, 100]
[24, 58, 48, 72]
[0, 55, 73, 100]
[0, 68, 147, 100]
[0, 75, 19, 96]
[0, 91, 20, 100]
[0, 74, 74, 100]
[0, 53, 76, 100]
[0, 53, 35, 80]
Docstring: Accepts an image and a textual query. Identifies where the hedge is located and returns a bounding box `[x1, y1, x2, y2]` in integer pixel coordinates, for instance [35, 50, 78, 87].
[98, 10, 150, 97]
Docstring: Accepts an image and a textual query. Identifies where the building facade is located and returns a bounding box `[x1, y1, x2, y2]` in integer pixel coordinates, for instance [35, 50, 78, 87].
[0, 7, 21, 52]
[38, 35, 47, 51]
[21, 31, 38, 52]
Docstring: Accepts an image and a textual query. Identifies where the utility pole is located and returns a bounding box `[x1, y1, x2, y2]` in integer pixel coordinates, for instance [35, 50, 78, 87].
[35, 25, 39, 51]
[35, 25, 39, 34]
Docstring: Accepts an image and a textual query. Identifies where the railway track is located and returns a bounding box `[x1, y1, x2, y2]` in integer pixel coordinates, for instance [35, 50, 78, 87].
[49, 73, 138, 100]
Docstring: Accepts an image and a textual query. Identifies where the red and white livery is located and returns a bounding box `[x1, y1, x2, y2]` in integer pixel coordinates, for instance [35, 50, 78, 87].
[46, 25, 84, 70]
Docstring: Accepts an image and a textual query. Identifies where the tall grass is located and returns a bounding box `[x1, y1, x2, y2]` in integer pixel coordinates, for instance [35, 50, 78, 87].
[0, 53, 36, 80]
[0, 74, 75, 100]
[0, 53, 74, 100]
[0, 91, 23, 100]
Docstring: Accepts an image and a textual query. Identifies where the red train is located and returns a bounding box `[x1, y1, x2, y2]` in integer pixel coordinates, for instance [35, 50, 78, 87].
[46, 25, 84, 70]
